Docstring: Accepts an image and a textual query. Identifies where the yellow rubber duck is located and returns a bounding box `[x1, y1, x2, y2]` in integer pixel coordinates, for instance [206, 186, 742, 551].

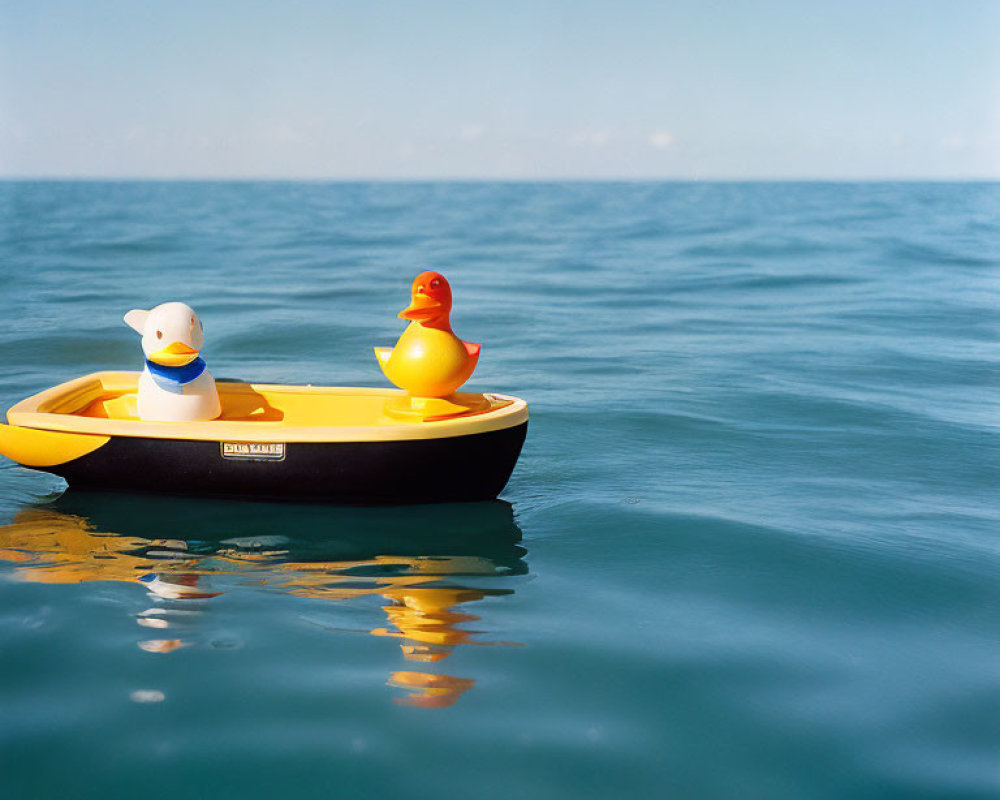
[375, 271, 481, 398]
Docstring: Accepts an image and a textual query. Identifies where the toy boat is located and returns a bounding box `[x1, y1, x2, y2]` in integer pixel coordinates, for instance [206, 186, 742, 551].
[0, 372, 528, 504]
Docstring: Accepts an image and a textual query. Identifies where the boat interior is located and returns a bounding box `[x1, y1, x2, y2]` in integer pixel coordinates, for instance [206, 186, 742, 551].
[5, 372, 522, 441]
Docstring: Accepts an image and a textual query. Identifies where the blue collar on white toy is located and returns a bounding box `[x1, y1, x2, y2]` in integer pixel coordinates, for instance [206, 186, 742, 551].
[144, 357, 207, 394]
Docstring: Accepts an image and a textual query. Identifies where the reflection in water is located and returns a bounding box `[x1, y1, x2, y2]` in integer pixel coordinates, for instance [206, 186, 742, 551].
[139, 573, 223, 600]
[0, 507, 168, 584]
[388, 672, 477, 709]
[0, 491, 528, 708]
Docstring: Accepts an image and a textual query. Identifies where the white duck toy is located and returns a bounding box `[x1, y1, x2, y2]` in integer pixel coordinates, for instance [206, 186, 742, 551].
[124, 302, 221, 422]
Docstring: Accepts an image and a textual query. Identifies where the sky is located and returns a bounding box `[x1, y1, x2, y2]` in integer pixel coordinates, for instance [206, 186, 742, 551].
[1, 0, 998, 179]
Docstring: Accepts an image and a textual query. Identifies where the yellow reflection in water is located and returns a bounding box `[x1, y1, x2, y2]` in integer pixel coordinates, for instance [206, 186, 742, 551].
[0, 508, 172, 584]
[388, 671, 477, 709]
[279, 554, 520, 707]
[0, 499, 524, 709]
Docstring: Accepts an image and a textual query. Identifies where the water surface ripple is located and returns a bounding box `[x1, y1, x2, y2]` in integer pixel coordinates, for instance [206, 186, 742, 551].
[0, 181, 997, 799]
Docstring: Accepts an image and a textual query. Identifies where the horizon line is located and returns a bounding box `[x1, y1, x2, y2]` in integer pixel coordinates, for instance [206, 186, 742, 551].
[2, 175, 999, 184]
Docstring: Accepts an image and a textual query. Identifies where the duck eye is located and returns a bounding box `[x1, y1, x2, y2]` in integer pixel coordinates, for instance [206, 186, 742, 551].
[156, 330, 163, 340]
[430, 279, 441, 290]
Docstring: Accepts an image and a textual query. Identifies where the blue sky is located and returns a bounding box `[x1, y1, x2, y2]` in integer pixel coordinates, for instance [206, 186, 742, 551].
[1, 0, 998, 179]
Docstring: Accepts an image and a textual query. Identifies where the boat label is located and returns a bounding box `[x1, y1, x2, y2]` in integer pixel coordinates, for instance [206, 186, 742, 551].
[220, 442, 286, 462]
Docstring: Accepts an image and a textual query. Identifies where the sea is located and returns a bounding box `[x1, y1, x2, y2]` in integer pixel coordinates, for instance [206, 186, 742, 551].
[0, 181, 997, 799]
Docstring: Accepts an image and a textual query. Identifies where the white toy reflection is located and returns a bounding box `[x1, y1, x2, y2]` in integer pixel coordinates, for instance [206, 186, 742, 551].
[124, 302, 221, 422]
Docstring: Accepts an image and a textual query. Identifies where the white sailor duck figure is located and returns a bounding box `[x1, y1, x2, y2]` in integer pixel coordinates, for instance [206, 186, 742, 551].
[124, 302, 221, 422]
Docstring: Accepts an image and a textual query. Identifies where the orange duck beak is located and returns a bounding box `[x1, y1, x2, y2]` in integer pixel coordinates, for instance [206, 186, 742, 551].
[399, 271, 452, 321]
[147, 341, 199, 367]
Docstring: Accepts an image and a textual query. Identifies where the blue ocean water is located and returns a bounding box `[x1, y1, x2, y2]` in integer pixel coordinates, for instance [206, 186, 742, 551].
[0, 181, 997, 799]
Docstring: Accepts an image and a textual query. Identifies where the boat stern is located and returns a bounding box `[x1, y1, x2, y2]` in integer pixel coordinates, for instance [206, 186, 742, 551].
[0, 423, 110, 468]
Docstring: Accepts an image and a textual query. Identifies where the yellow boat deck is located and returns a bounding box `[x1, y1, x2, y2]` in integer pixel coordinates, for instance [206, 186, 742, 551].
[5, 372, 527, 444]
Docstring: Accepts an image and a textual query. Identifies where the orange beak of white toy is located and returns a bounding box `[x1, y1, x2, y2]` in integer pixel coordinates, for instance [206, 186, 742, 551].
[147, 341, 199, 367]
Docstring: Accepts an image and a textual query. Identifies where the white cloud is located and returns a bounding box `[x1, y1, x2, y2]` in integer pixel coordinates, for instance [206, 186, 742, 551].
[267, 123, 305, 145]
[459, 123, 486, 142]
[649, 131, 674, 149]
[940, 134, 968, 151]
[569, 130, 610, 147]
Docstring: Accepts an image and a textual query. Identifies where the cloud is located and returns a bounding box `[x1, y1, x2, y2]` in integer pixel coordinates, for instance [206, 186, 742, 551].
[569, 130, 610, 147]
[648, 131, 674, 149]
[459, 123, 486, 142]
[269, 124, 306, 145]
[940, 134, 968, 151]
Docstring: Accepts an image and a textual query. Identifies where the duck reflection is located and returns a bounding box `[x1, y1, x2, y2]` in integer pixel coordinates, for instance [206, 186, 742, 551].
[388, 671, 477, 709]
[0, 491, 527, 708]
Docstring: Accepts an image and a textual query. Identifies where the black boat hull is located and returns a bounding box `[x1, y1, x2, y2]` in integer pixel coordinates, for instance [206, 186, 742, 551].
[45, 422, 528, 505]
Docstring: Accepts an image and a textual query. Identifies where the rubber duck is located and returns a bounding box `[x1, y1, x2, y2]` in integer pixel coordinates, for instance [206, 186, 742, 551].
[374, 271, 481, 399]
[124, 302, 221, 422]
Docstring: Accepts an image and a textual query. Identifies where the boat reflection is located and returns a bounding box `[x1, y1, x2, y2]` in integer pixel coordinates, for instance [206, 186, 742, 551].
[0, 491, 527, 708]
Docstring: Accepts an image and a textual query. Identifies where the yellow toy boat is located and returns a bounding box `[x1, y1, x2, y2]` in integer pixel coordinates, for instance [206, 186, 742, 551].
[0, 372, 528, 504]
